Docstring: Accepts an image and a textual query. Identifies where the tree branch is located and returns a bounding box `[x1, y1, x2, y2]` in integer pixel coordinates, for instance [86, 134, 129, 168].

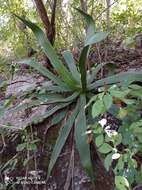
[34, 0, 51, 39]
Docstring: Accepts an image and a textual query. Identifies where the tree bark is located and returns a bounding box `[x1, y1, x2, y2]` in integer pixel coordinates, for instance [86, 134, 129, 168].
[106, 0, 111, 32]
[33, 0, 57, 45]
[80, 0, 87, 13]
[33, 0, 57, 69]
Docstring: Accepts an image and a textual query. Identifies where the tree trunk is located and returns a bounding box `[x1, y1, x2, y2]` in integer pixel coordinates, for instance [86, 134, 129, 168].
[34, 0, 56, 45]
[80, 0, 87, 13]
[33, 0, 57, 69]
[106, 0, 111, 32]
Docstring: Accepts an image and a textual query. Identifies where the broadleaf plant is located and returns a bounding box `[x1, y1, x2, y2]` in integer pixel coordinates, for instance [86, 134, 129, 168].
[10, 9, 142, 182]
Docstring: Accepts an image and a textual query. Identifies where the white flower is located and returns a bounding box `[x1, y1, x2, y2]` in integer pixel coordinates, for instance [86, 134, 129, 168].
[105, 129, 118, 137]
[98, 118, 107, 128]
[105, 125, 111, 130]
[112, 153, 121, 160]
[5, 176, 10, 182]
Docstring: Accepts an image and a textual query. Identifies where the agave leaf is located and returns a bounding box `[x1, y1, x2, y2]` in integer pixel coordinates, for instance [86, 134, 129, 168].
[18, 59, 71, 91]
[44, 85, 71, 93]
[11, 100, 42, 112]
[76, 8, 107, 46]
[89, 72, 142, 90]
[50, 110, 67, 127]
[41, 82, 72, 93]
[75, 94, 94, 179]
[75, 8, 96, 41]
[44, 109, 68, 132]
[85, 32, 108, 47]
[31, 102, 73, 124]
[47, 99, 80, 178]
[12, 92, 79, 114]
[62, 50, 81, 83]
[79, 46, 89, 92]
[14, 15, 78, 90]
[36, 92, 79, 104]
[87, 62, 108, 84]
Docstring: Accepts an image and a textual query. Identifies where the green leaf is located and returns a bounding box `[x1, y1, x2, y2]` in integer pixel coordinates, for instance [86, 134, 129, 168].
[130, 119, 142, 129]
[85, 94, 98, 108]
[75, 8, 96, 41]
[27, 143, 37, 151]
[87, 62, 107, 84]
[109, 89, 130, 98]
[16, 143, 26, 152]
[18, 58, 70, 90]
[115, 176, 130, 190]
[103, 94, 113, 110]
[50, 110, 67, 126]
[130, 89, 142, 98]
[47, 100, 80, 178]
[41, 83, 72, 93]
[116, 156, 124, 171]
[104, 153, 113, 171]
[89, 72, 142, 90]
[92, 99, 105, 118]
[62, 50, 81, 83]
[36, 92, 79, 104]
[95, 134, 104, 147]
[14, 15, 78, 90]
[85, 32, 108, 46]
[122, 99, 135, 105]
[75, 95, 93, 179]
[31, 102, 72, 124]
[129, 84, 142, 90]
[12, 100, 42, 112]
[98, 143, 112, 154]
[79, 46, 89, 92]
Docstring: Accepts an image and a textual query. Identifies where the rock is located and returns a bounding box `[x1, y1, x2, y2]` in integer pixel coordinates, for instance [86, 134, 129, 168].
[0, 73, 47, 130]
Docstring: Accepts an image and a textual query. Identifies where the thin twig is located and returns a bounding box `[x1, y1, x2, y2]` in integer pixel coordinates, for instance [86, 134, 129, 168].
[96, 1, 116, 20]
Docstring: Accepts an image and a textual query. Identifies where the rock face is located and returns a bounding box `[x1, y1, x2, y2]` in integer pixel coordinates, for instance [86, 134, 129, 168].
[0, 73, 48, 129]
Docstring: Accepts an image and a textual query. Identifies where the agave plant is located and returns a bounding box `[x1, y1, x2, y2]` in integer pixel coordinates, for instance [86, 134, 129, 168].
[13, 9, 142, 180]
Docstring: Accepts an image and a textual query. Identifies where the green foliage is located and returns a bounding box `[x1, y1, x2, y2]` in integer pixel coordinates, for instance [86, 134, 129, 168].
[90, 84, 142, 189]
[12, 10, 142, 183]
[1, 7, 142, 186]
